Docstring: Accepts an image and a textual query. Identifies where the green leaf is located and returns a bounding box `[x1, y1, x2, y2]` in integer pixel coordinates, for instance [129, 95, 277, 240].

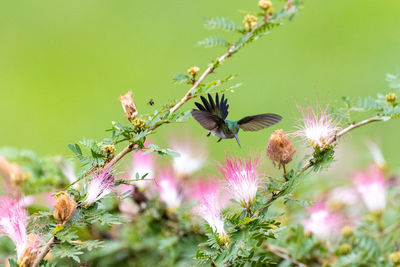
[204, 17, 243, 32]
[198, 35, 228, 48]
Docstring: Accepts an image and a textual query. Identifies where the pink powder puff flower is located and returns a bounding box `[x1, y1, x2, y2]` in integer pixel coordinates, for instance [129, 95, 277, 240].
[83, 168, 114, 207]
[293, 106, 340, 148]
[353, 164, 387, 212]
[156, 170, 182, 210]
[170, 138, 206, 178]
[193, 182, 228, 243]
[303, 202, 342, 240]
[131, 150, 155, 191]
[0, 197, 38, 260]
[219, 156, 260, 208]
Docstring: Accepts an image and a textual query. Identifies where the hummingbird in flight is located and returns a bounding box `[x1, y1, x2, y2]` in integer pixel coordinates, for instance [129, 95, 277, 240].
[191, 93, 282, 147]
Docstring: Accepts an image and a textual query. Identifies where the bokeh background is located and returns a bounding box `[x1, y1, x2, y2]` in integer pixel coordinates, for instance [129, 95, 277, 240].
[1, 0, 399, 165]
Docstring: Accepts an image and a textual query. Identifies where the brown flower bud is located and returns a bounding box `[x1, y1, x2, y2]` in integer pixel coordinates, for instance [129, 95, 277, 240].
[103, 144, 116, 154]
[243, 14, 258, 31]
[53, 192, 77, 224]
[187, 66, 200, 76]
[133, 118, 146, 133]
[119, 91, 138, 121]
[0, 156, 24, 186]
[17, 234, 40, 267]
[267, 129, 295, 168]
[258, 0, 272, 10]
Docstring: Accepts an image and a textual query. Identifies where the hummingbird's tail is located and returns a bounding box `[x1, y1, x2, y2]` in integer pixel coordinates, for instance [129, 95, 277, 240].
[234, 134, 241, 148]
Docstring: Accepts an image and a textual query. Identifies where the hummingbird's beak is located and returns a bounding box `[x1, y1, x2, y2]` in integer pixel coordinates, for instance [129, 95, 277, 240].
[234, 134, 241, 148]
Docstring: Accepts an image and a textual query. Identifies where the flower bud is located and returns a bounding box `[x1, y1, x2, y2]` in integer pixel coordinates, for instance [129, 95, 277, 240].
[0, 156, 25, 186]
[187, 66, 200, 76]
[133, 118, 146, 133]
[267, 129, 295, 168]
[119, 91, 138, 121]
[267, 7, 275, 16]
[341, 225, 353, 237]
[338, 243, 352, 255]
[17, 234, 40, 267]
[103, 144, 116, 154]
[243, 14, 258, 31]
[219, 233, 230, 247]
[390, 251, 400, 265]
[386, 93, 397, 105]
[258, 0, 272, 10]
[53, 192, 77, 224]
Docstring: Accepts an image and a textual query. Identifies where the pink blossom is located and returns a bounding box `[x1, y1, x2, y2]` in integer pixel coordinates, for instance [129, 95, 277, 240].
[193, 182, 226, 239]
[131, 150, 155, 191]
[293, 106, 340, 148]
[219, 156, 259, 207]
[353, 164, 387, 212]
[303, 202, 342, 240]
[156, 170, 182, 210]
[170, 137, 206, 177]
[0, 197, 28, 259]
[327, 187, 359, 207]
[83, 168, 114, 207]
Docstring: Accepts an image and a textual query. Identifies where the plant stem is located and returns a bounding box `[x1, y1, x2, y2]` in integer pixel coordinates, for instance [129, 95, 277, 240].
[32, 236, 55, 267]
[266, 244, 307, 267]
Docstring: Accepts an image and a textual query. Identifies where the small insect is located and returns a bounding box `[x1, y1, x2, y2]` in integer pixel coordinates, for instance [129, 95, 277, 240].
[148, 99, 155, 106]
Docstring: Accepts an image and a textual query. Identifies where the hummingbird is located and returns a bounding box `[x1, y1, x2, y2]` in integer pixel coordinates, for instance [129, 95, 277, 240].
[191, 93, 282, 147]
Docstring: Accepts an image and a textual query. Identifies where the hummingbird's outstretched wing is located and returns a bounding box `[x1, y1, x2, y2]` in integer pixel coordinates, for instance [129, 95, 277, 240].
[238, 113, 282, 131]
[193, 93, 229, 120]
[191, 110, 224, 130]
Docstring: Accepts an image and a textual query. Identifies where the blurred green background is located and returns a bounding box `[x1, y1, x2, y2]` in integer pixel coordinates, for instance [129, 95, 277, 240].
[0, 0, 399, 164]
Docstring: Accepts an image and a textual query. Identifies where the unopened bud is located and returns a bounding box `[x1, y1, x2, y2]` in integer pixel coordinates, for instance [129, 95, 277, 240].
[0, 156, 24, 186]
[119, 91, 138, 121]
[338, 243, 352, 255]
[17, 234, 40, 267]
[341, 225, 353, 237]
[243, 14, 258, 31]
[267, 7, 275, 16]
[53, 192, 77, 224]
[258, 0, 272, 10]
[386, 93, 397, 105]
[187, 66, 200, 76]
[390, 251, 400, 264]
[219, 233, 230, 247]
[267, 129, 296, 168]
[133, 118, 146, 133]
[103, 145, 116, 154]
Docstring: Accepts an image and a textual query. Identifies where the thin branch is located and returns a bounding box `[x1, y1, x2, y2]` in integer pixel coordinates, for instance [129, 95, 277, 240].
[32, 236, 55, 267]
[266, 244, 307, 267]
[326, 115, 381, 145]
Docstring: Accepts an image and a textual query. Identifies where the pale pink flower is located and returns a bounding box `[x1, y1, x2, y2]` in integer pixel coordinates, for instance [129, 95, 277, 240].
[293, 106, 340, 148]
[83, 168, 114, 207]
[156, 170, 182, 210]
[219, 156, 259, 207]
[353, 164, 387, 212]
[327, 187, 359, 207]
[193, 182, 227, 239]
[131, 150, 154, 191]
[303, 202, 342, 240]
[0, 197, 29, 259]
[170, 138, 206, 177]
